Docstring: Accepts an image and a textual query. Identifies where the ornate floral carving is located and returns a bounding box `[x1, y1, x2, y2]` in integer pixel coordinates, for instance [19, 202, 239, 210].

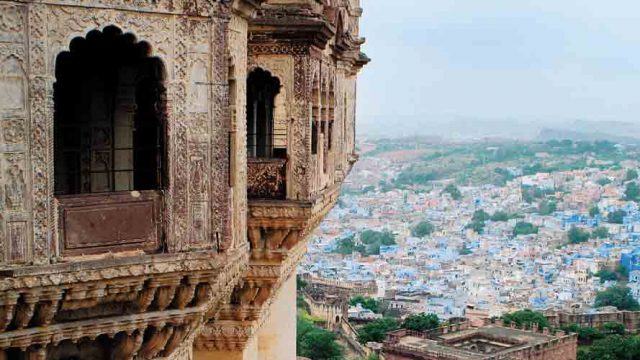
[247, 158, 287, 200]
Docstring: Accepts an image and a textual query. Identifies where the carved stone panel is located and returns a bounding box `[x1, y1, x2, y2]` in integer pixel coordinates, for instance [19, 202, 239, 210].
[0, 55, 26, 114]
[6, 220, 27, 263]
[0, 3, 26, 44]
[2, 152, 25, 212]
[57, 191, 162, 256]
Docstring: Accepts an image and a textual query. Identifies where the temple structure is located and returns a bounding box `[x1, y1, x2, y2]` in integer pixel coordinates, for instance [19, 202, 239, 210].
[0, 0, 368, 359]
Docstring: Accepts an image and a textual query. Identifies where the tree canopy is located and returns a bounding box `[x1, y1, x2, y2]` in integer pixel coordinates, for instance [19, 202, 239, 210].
[297, 318, 344, 360]
[591, 227, 610, 239]
[491, 211, 510, 222]
[501, 309, 550, 329]
[513, 222, 539, 236]
[442, 184, 462, 200]
[568, 226, 591, 244]
[626, 169, 639, 181]
[538, 200, 557, 215]
[357, 318, 400, 344]
[349, 296, 381, 314]
[608, 210, 628, 224]
[578, 334, 640, 360]
[361, 230, 396, 246]
[402, 313, 440, 332]
[625, 182, 640, 202]
[594, 286, 640, 311]
[411, 220, 435, 238]
[358, 230, 396, 256]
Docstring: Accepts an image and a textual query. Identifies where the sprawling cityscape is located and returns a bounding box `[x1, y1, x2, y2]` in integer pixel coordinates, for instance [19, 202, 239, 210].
[297, 138, 640, 360]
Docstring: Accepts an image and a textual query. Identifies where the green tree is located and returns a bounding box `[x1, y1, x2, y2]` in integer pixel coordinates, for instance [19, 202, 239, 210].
[466, 220, 485, 234]
[594, 285, 640, 311]
[595, 269, 619, 283]
[561, 323, 603, 344]
[298, 327, 344, 360]
[513, 222, 539, 236]
[578, 334, 640, 360]
[411, 221, 435, 238]
[491, 211, 510, 222]
[297, 276, 308, 290]
[472, 210, 490, 222]
[357, 318, 400, 344]
[590, 205, 601, 217]
[626, 169, 639, 181]
[617, 265, 630, 280]
[442, 184, 462, 200]
[334, 236, 356, 255]
[608, 210, 628, 224]
[402, 313, 440, 332]
[568, 226, 591, 244]
[592, 227, 610, 239]
[625, 182, 640, 201]
[297, 317, 315, 351]
[538, 200, 557, 215]
[502, 309, 550, 329]
[349, 296, 381, 314]
[361, 230, 396, 246]
[600, 322, 626, 336]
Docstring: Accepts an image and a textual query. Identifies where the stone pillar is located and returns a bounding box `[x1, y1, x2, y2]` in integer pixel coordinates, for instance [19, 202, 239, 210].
[257, 274, 296, 360]
[194, 336, 258, 360]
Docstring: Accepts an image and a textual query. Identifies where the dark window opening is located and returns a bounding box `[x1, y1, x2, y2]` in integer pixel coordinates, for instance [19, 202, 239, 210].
[311, 76, 321, 155]
[312, 121, 319, 155]
[246, 68, 282, 159]
[54, 26, 166, 195]
[328, 120, 334, 151]
[322, 121, 328, 173]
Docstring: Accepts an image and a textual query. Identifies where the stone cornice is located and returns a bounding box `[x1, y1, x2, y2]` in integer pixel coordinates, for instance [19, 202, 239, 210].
[0, 248, 247, 291]
[249, 6, 336, 49]
[0, 247, 248, 355]
[14, 0, 232, 18]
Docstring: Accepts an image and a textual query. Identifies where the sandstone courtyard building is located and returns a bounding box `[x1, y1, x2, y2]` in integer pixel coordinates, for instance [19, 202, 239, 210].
[0, 0, 368, 358]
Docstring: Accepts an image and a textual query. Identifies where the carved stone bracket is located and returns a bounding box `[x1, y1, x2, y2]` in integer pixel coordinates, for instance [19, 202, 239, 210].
[0, 247, 249, 357]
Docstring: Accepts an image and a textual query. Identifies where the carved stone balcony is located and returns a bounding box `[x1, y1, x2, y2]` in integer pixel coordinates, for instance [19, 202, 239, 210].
[0, 248, 248, 359]
[195, 185, 341, 353]
[247, 158, 287, 200]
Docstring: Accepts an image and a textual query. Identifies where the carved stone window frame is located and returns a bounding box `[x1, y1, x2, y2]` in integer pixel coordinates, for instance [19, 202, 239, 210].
[26, 4, 231, 263]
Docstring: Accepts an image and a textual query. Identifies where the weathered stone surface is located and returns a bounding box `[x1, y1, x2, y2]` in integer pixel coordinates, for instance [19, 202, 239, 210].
[0, 0, 367, 358]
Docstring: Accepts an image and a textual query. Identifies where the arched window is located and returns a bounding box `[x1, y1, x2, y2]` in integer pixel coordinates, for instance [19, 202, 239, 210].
[311, 74, 321, 155]
[53, 26, 165, 256]
[54, 26, 166, 195]
[246, 68, 281, 158]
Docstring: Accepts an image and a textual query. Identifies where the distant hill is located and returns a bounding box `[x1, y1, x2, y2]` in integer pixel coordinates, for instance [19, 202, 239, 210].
[536, 128, 640, 144]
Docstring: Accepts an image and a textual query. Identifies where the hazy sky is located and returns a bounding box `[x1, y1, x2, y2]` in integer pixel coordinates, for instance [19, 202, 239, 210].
[357, 1, 640, 136]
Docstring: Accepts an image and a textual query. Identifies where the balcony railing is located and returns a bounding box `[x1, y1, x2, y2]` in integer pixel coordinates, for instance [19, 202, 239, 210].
[247, 158, 287, 200]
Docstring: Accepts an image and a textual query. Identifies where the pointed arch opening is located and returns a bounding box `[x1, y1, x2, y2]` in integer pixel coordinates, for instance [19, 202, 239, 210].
[54, 25, 166, 195]
[53, 25, 166, 256]
[246, 68, 286, 199]
[246, 68, 282, 159]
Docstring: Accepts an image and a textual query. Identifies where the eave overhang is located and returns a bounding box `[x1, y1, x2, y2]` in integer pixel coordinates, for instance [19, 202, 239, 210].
[249, 8, 336, 49]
